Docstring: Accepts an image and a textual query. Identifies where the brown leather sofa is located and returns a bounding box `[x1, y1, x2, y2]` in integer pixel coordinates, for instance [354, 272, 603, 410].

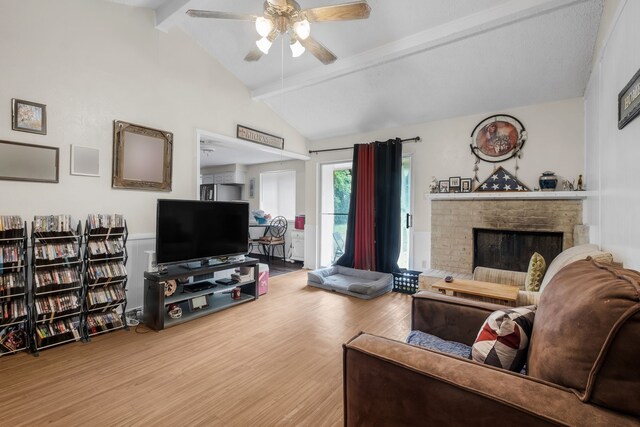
[343, 259, 640, 426]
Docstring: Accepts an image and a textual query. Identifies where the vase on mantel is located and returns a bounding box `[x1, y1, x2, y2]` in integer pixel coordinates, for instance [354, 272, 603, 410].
[539, 171, 558, 191]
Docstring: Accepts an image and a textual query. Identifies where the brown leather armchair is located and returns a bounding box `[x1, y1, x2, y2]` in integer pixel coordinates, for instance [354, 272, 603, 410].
[343, 259, 640, 426]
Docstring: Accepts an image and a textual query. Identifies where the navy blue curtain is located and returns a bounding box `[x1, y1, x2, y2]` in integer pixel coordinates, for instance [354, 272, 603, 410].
[335, 139, 402, 273]
[374, 139, 402, 273]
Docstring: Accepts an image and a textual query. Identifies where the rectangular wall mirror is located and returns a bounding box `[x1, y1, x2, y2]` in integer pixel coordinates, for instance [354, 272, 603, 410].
[112, 120, 173, 191]
[0, 140, 59, 183]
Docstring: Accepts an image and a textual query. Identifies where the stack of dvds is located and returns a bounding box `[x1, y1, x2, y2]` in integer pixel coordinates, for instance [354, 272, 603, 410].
[0, 216, 28, 356]
[31, 214, 83, 353]
[84, 214, 129, 338]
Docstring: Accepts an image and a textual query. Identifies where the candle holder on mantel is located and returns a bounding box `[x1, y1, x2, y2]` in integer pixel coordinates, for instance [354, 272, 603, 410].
[539, 171, 558, 191]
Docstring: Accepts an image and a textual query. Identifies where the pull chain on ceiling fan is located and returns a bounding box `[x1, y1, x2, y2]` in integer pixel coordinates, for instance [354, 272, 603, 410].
[186, 0, 371, 65]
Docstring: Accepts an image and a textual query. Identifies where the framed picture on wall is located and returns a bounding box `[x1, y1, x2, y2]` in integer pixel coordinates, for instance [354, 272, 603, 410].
[112, 120, 173, 191]
[461, 178, 472, 193]
[438, 180, 449, 193]
[70, 145, 100, 177]
[249, 177, 255, 198]
[12, 99, 47, 135]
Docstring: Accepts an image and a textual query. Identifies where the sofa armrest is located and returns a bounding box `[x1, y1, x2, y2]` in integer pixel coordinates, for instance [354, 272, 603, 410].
[473, 266, 527, 289]
[343, 333, 639, 426]
[517, 290, 541, 306]
[411, 291, 507, 346]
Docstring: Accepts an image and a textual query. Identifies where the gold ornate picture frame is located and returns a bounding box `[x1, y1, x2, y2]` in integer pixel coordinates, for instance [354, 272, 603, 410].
[112, 120, 173, 191]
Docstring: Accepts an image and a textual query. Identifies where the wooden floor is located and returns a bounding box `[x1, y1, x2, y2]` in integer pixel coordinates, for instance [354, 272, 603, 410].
[0, 270, 412, 426]
[251, 254, 304, 277]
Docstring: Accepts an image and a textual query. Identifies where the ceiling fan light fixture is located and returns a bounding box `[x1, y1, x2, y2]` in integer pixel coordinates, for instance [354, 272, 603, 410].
[293, 19, 310, 40]
[256, 36, 272, 54]
[290, 39, 305, 58]
[255, 16, 273, 37]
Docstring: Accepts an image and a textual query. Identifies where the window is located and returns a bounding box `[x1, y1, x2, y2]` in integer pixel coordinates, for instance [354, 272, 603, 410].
[260, 170, 296, 219]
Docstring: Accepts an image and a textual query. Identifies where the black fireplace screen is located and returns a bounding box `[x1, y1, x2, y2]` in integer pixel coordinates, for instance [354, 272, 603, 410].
[473, 228, 563, 272]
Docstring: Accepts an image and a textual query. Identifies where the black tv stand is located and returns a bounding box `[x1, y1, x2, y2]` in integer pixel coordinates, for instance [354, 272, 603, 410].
[143, 257, 259, 330]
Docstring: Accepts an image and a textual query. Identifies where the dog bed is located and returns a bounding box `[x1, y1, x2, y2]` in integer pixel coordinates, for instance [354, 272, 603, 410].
[307, 266, 393, 300]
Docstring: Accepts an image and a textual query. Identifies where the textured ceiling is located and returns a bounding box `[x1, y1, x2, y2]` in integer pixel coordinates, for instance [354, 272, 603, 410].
[104, 0, 603, 141]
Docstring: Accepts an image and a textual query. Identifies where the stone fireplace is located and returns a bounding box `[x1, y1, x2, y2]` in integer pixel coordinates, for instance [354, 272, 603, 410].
[430, 195, 585, 274]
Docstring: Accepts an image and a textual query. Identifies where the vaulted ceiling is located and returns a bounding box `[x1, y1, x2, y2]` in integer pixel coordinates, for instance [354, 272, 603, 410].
[106, 0, 604, 141]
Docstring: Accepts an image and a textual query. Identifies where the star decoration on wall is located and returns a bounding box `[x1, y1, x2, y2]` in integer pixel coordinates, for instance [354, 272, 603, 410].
[474, 166, 530, 192]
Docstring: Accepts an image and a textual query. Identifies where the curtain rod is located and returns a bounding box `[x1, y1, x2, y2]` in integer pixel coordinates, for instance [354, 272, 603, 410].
[308, 136, 421, 154]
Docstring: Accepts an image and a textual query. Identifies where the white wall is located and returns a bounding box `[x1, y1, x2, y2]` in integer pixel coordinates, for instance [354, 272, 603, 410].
[305, 98, 585, 269]
[584, 0, 640, 269]
[0, 0, 308, 233]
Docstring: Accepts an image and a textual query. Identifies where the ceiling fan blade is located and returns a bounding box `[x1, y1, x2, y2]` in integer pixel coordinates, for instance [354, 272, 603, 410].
[186, 9, 257, 21]
[244, 48, 264, 62]
[303, 1, 371, 22]
[300, 37, 337, 65]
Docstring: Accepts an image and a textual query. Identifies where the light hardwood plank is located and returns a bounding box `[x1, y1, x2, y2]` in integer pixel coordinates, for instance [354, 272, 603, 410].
[0, 270, 412, 426]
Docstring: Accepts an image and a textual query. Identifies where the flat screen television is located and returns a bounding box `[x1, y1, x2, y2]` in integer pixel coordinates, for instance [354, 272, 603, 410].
[155, 199, 249, 266]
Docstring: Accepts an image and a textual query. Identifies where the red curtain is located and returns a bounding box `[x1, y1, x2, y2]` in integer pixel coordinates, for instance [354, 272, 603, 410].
[353, 144, 376, 270]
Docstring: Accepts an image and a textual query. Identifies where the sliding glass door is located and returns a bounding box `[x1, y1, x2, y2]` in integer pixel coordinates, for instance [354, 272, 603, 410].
[319, 157, 413, 269]
[399, 156, 412, 269]
[319, 162, 351, 267]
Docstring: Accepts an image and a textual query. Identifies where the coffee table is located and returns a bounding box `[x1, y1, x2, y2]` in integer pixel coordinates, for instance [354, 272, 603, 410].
[431, 279, 519, 306]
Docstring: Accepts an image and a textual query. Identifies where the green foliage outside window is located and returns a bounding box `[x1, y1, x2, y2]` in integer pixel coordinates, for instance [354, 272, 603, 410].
[333, 169, 351, 225]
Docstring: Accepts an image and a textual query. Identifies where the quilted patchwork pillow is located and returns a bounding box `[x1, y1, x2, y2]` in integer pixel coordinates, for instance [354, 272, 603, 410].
[525, 252, 546, 292]
[471, 306, 536, 372]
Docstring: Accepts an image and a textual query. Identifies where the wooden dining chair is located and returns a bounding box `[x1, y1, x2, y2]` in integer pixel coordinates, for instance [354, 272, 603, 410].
[258, 216, 288, 263]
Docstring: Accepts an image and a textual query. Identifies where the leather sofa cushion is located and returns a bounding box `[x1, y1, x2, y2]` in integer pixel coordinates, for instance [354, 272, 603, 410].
[539, 244, 613, 292]
[527, 259, 640, 417]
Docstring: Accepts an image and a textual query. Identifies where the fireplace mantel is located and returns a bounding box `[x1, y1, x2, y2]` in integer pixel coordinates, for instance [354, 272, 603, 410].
[425, 191, 590, 201]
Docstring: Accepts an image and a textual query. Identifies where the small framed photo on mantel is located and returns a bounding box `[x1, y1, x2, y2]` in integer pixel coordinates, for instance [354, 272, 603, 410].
[438, 180, 450, 193]
[12, 98, 47, 135]
[461, 178, 472, 193]
[449, 176, 461, 193]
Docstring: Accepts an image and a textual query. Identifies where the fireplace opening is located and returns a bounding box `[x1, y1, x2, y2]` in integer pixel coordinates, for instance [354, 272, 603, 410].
[473, 228, 563, 272]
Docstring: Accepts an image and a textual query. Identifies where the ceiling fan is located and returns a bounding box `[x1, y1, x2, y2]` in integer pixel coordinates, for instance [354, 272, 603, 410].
[186, 0, 371, 65]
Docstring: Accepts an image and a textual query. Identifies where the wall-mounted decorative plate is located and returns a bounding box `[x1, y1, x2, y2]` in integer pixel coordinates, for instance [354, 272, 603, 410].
[470, 114, 526, 163]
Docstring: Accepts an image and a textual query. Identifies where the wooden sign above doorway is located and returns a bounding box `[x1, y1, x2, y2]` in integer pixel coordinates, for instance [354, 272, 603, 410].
[237, 124, 284, 150]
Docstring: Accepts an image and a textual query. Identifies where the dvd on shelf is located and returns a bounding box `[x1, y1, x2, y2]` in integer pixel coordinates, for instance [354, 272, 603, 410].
[0, 216, 29, 356]
[31, 216, 84, 354]
[83, 214, 129, 338]
[86, 310, 124, 336]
